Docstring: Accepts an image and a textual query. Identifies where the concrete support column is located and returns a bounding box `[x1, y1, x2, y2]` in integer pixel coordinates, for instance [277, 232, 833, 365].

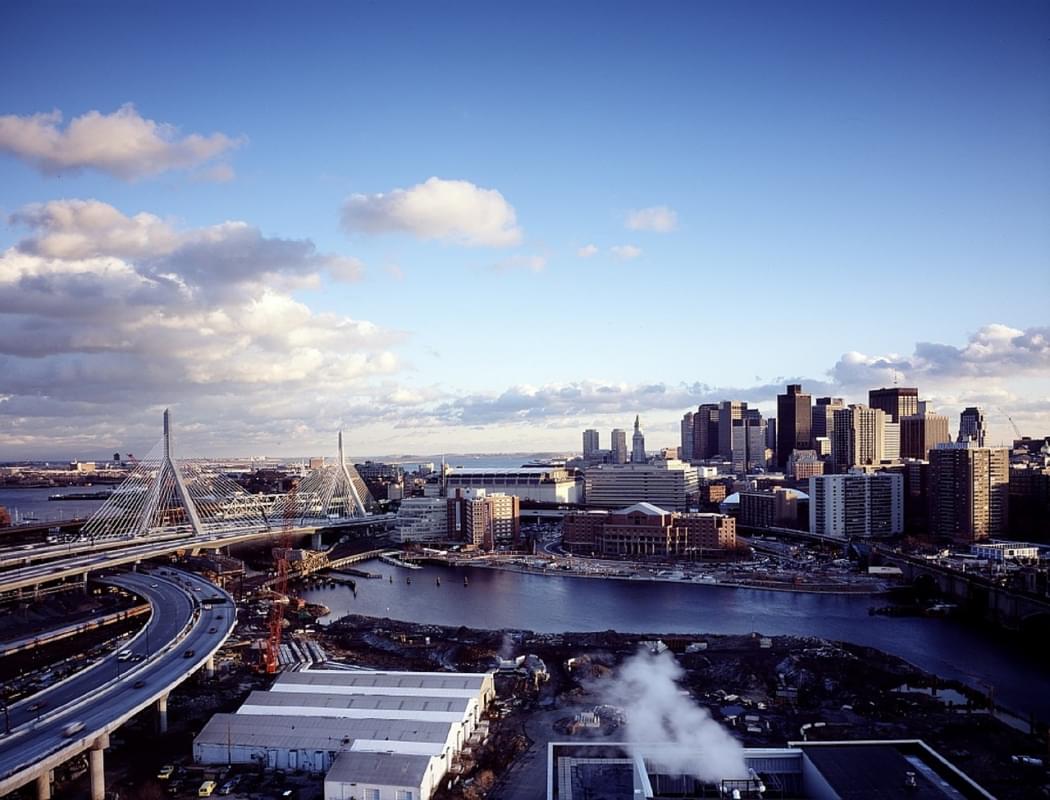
[157, 693, 169, 734]
[35, 770, 52, 800]
[311, 531, 323, 550]
[205, 655, 216, 679]
[89, 736, 108, 800]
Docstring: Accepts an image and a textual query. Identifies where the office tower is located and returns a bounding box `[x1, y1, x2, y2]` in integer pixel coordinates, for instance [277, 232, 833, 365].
[730, 412, 766, 473]
[900, 408, 951, 459]
[583, 429, 600, 458]
[693, 403, 720, 459]
[812, 397, 845, 443]
[809, 473, 904, 538]
[776, 384, 812, 470]
[765, 418, 777, 451]
[718, 401, 746, 458]
[631, 416, 647, 463]
[868, 387, 919, 423]
[831, 405, 887, 470]
[680, 412, 695, 461]
[584, 460, 699, 511]
[610, 429, 628, 464]
[884, 422, 900, 462]
[928, 443, 1009, 543]
[957, 407, 987, 447]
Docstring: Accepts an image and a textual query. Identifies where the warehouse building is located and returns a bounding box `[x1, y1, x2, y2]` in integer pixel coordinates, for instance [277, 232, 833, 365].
[193, 669, 494, 800]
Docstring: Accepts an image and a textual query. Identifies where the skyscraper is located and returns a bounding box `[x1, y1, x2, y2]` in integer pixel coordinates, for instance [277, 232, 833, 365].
[631, 415, 646, 463]
[776, 384, 812, 470]
[812, 397, 845, 443]
[957, 407, 987, 447]
[868, 387, 919, 423]
[730, 411, 766, 473]
[583, 429, 600, 458]
[900, 405, 951, 459]
[680, 412, 694, 461]
[693, 403, 720, 459]
[610, 429, 628, 464]
[831, 405, 887, 470]
[928, 442, 1008, 543]
[718, 401, 746, 458]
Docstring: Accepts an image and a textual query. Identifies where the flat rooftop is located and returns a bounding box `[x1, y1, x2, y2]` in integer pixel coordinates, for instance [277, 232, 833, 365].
[274, 669, 488, 698]
[326, 751, 432, 788]
[195, 713, 453, 750]
[240, 690, 472, 716]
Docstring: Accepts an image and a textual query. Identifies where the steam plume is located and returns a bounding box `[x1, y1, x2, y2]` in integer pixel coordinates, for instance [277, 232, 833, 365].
[603, 648, 748, 782]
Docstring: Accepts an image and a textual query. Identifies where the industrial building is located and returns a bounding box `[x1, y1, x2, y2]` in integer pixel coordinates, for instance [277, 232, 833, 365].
[194, 669, 494, 800]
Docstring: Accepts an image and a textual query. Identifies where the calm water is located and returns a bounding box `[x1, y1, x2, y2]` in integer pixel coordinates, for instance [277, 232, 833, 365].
[0, 486, 107, 523]
[301, 559, 1050, 721]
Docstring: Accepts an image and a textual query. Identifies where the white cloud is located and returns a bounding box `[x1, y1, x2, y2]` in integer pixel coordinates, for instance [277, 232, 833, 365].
[0, 104, 242, 180]
[626, 205, 678, 233]
[611, 244, 642, 261]
[341, 177, 522, 247]
[577, 244, 599, 258]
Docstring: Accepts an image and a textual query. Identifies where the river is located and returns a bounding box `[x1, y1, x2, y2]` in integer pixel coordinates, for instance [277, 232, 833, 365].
[300, 559, 1050, 722]
[0, 486, 108, 523]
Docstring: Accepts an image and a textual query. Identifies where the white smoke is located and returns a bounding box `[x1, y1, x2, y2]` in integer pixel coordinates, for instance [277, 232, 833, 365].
[603, 647, 748, 782]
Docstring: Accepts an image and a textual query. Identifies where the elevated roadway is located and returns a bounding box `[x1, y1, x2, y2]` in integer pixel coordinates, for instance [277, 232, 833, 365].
[0, 568, 236, 799]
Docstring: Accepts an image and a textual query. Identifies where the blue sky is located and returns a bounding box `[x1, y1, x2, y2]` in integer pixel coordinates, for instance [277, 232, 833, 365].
[1, 1, 1048, 458]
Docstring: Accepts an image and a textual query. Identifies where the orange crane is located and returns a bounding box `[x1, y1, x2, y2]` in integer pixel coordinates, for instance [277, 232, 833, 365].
[262, 480, 298, 674]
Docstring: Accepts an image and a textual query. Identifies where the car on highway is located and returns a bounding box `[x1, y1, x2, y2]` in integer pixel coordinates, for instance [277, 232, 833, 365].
[117, 649, 133, 661]
[183, 649, 195, 658]
[133, 679, 147, 689]
[198, 780, 217, 796]
[62, 720, 85, 737]
[157, 765, 175, 779]
[208, 627, 217, 633]
[217, 777, 239, 795]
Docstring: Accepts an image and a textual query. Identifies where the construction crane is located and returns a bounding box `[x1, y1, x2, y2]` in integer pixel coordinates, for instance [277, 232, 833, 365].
[997, 407, 1023, 441]
[262, 479, 298, 674]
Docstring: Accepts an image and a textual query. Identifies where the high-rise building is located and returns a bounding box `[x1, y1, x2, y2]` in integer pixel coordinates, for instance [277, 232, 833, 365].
[584, 460, 699, 511]
[831, 405, 888, 470]
[730, 413, 766, 474]
[680, 412, 694, 462]
[693, 404, 720, 459]
[812, 397, 845, 444]
[776, 384, 812, 470]
[957, 407, 987, 447]
[447, 488, 520, 550]
[809, 472, 904, 538]
[583, 429, 600, 458]
[900, 407, 951, 459]
[883, 422, 900, 462]
[718, 401, 746, 458]
[765, 418, 777, 451]
[610, 429, 628, 464]
[631, 415, 646, 463]
[868, 387, 919, 423]
[928, 442, 1008, 544]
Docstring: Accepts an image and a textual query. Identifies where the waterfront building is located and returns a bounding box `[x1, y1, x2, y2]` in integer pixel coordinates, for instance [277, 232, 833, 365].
[582, 429, 600, 459]
[958, 406, 987, 447]
[831, 404, 888, 470]
[971, 541, 1040, 562]
[811, 396, 845, 444]
[584, 460, 699, 511]
[928, 442, 1009, 544]
[444, 466, 581, 504]
[396, 498, 450, 543]
[868, 386, 919, 423]
[447, 488, 520, 549]
[563, 503, 735, 559]
[739, 487, 804, 529]
[900, 406, 951, 459]
[808, 472, 904, 538]
[610, 428, 628, 464]
[776, 384, 812, 470]
[631, 415, 646, 463]
[679, 412, 694, 461]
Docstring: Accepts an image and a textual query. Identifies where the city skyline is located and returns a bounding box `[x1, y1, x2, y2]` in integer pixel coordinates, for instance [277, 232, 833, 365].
[1, 1, 1048, 459]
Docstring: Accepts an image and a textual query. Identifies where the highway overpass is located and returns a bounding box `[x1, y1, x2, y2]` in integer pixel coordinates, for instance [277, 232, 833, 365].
[0, 568, 236, 799]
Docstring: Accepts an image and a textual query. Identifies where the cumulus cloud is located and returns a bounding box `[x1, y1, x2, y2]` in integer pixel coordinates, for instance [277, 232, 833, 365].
[341, 177, 522, 247]
[611, 244, 642, 260]
[626, 205, 678, 232]
[0, 199, 402, 457]
[829, 324, 1050, 386]
[0, 104, 242, 180]
[577, 243, 599, 258]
